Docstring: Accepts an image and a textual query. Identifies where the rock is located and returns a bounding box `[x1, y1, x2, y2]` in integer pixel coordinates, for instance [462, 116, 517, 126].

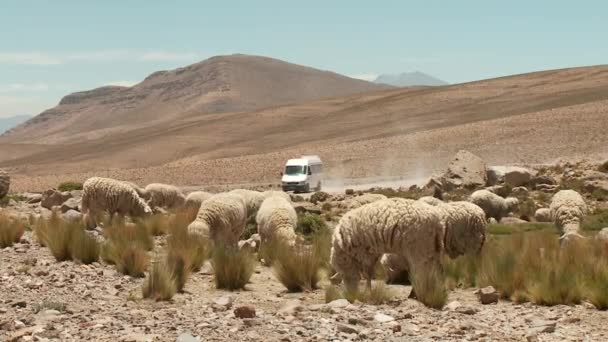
[40, 189, 72, 210]
[444, 150, 487, 189]
[485, 184, 510, 198]
[486, 166, 506, 186]
[293, 202, 322, 215]
[60, 198, 80, 213]
[527, 320, 556, 335]
[583, 180, 608, 196]
[597, 228, 608, 242]
[238, 239, 258, 253]
[445, 300, 462, 311]
[530, 175, 556, 187]
[278, 300, 303, 316]
[504, 167, 533, 187]
[534, 208, 552, 222]
[234, 305, 256, 319]
[326, 299, 350, 308]
[374, 313, 395, 323]
[6, 325, 44, 342]
[600, 160, 608, 173]
[213, 295, 234, 310]
[176, 333, 200, 342]
[0, 169, 9, 199]
[62, 209, 83, 222]
[499, 217, 528, 225]
[337, 323, 360, 335]
[478, 286, 499, 304]
[535, 184, 558, 193]
[23, 193, 42, 204]
[511, 186, 529, 197]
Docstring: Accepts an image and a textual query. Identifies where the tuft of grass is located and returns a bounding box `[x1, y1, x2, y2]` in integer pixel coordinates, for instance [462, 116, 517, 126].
[138, 214, 169, 236]
[443, 253, 479, 290]
[0, 212, 25, 248]
[165, 219, 209, 291]
[296, 213, 329, 239]
[582, 208, 608, 231]
[325, 285, 343, 303]
[272, 232, 329, 292]
[410, 265, 447, 309]
[517, 198, 537, 221]
[101, 218, 151, 277]
[142, 258, 177, 301]
[310, 191, 330, 204]
[57, 181, 83, 192]
[69, 227, 100, 264]
[325, 282, 394, 305]
[211, 244, 255, 291]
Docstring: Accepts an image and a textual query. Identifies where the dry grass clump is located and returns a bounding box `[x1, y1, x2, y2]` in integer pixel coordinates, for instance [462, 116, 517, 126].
[211, 244, 255, 290]
[0, 212, 25, 248]
[138, 214, 169, 236]
[443, 253, 479, 290]
[69, 225, 100, 264]
[165, 214, 209, 291]
[142, 258, 177, 301]
[324, 282, 394, 305]
[101, 218, 151, 277]
[409, 265, 448, 309]
[272, 236, 328, 292]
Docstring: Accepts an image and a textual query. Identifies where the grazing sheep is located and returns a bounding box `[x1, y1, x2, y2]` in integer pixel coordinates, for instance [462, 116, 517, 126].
[0, 169, 9, 199]
[229, 189, 265, 217]
[256, 195, 298, 247]
[121, 181, 150, 200]
[262, 190, 292, 202]
[382, 199, 487, 285]
[145, 183, 186, 210]
[418, 196, 443, 206]
[187, 192, 247, 247]
[549, 190, 588, 241]
[469, 189, 519, 222]
[330, 197, 486, 293]
[184, 191, 213, 211]
[81, 177, 152, 228]
[339, 193, 387, 210]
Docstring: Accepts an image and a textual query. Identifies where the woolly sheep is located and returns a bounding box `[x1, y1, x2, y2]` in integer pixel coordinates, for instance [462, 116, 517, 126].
[184, 191, 214, 212]
[262, 190, 292, 202]
[382, 199, 487, 284]
[187, 192, 247, 247]
[145, 183, 186, 210]
[549, 190, 588, 241]
[81, 177, 152, 228]
[469, 189, 519, 222]
[330, 198, 486, 293]
[121, 181, 149, 200]
[339, 193, 387, 210]
[229, 189, 265, 217]
[418, 196, 443, 206]
[256, 195, 298, 247]
[0, 169, 9, 199]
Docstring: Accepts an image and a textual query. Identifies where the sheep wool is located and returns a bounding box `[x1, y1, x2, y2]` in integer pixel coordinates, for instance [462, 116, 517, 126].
[81, 177, 152, 228]
[187, 192, 247, 247]
[418, 196, 443, 206]
[550, 190, 587, 237]
[0, 169, 9, 199]
[340, 193, 387, 210]
[145, 183, 186, 210]
[256, 196, 298, 247]
[184, 191, 214, 211]
[121, 181, 150, 200]
[469, 189, 518, 222]
[331, 198, 444, 292]
[262, 190, 292, 202]
[229, 189, 266, 217]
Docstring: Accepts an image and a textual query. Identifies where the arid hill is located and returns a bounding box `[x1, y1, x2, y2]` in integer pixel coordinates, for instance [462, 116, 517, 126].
[1, 62, 608, 191]
[1, 54, 389, 144]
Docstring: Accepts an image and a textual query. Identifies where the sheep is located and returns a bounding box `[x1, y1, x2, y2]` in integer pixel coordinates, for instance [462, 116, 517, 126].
[330, 198, 486, 293]
[0, 169, 9, 199]
[229, 189, 265, 217]
[81, 177, 152, 228]
[262, 190, 292, 202]
[184, 191, 214, 212]
[469, 189, 519, 222]
[256, 195, 298, 248]
[121, 181, 149, 200]
[145, 183, 186, 211]
[187, 192, 247, 248]
[549, 190, 588, 242]
[382, 199, 488, 285]
[339, 193, 387, 210]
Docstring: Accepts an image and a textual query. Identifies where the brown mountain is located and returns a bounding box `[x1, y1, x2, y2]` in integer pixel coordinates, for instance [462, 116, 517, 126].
[1, 54, 389, 144]
[2, 64, 608, 192]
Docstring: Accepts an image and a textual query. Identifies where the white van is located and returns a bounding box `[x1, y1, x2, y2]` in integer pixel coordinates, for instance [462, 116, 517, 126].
[281, 155, 323, 193]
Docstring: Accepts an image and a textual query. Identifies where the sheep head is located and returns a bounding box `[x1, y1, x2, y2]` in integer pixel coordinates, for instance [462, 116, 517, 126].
[442, 202, 487, 259]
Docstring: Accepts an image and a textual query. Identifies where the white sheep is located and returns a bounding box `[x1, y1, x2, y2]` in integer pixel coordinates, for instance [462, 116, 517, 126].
[256, 195, 298, 247]
[330, 198, 486, 293]
[81, 177, 152, 228]
[121, 181, 150, 200]
[184, 191, 214, 212]
[145, 183, 186, 210]
[339, 193, 387, 210]
[469, 189, 519, 222]
[418, 196, 443, 206]
[262, 190, 292, 202]
[229, 189, 265, 217]
[0, 169, 9, 199]
[549, 190, 588, 241]
[187, 192, 247, 247]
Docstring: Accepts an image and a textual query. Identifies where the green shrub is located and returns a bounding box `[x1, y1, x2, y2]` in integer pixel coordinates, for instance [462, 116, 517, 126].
[296, 213, 329, 239]
[57, 181, 83, 192]
[310, 192, 330, 204]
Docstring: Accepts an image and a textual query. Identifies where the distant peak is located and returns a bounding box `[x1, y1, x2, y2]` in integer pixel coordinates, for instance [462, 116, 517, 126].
[375, 71, 448, 87]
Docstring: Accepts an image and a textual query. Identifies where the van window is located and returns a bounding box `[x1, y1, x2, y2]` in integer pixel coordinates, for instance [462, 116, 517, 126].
[285, 165, 306, 175]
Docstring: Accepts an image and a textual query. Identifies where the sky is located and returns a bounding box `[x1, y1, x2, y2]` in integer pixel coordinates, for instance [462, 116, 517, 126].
[1, 0, 607, 118]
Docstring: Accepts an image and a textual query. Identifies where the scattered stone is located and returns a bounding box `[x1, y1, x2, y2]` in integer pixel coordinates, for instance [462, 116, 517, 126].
[374, 313, 395, 323]
[527, 320, 556, 336]
[213, 295, 234, 310]
[530, 175, 556, 186]
[444, 150, 487, 189]
[176, 333, 200, 342]
[486, 166, 506, 186]
[234, 305, 256, 319]
[478, 286, 499, 304]
[505, 167, 533, 187]
[40, 189, 72, 210]
[326, 299, 350, 309]
[534, 208, 552, 222]
[337, 323, 360, 335]
[278, 300, 303, 316]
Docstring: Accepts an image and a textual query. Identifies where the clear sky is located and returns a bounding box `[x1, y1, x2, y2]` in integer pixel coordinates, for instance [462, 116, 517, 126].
[1, 0, 606, 118]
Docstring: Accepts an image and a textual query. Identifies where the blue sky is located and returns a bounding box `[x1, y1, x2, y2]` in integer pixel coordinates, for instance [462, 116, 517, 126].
[1, 0, 606, 117]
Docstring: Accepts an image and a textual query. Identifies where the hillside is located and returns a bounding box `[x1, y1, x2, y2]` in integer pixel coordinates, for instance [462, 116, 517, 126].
[0, 115, 31, 134]
[375, 71, 448, 86]
[2, 64, 608, 191]
[1, 54, 389, 144]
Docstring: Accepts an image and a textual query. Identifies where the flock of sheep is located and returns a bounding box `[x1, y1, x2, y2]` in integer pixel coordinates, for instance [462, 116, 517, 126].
[79, 176, 589, 297]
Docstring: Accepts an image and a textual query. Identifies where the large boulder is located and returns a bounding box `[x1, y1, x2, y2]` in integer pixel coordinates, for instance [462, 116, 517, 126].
[583, 180, 608, 197]
[60, 198, 81, 213]
[504, 167, 533, 187]
[486, 166, 506, 186]
[599, 160, 608, 173]
[0, 169, 9, 199]
[534, 208, 552, 222]
[41, 189, 73, 210]
[444, 150, 487, 190]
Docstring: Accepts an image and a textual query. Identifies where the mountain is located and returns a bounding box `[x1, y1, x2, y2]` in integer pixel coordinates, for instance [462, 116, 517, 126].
[0, 115, 31, 134]
[1, 54, 389, 144]
[374, 71, 448, 87]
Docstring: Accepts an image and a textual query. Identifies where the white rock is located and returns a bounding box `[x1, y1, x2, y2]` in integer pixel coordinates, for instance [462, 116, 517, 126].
[374, 313, 395, 323]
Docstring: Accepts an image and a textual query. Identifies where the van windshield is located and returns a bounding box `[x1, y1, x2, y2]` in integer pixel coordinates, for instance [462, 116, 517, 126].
[285, 165, 306, 175]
